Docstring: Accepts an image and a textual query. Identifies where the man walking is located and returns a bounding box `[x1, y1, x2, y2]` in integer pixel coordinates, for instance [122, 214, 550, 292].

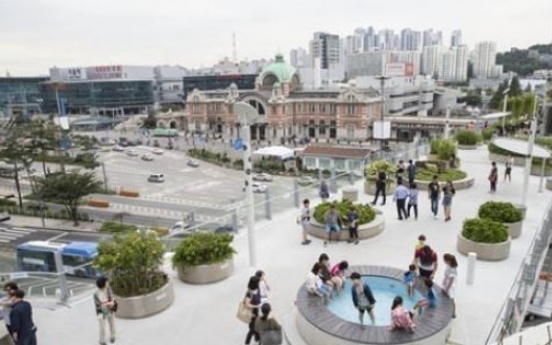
[371, 169, 387, 206]
[299, 199, 312, 245]
[489, 162, 498, 193]
[393, 178, 409, 220]
[428, 175, 441, 219]
[10, 290, 37, 345]
[407, 160, 416, 185]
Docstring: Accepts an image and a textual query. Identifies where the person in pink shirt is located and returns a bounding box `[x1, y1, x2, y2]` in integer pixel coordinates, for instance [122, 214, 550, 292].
[330, 261, 349, 295]
[390, 296, 416, 333]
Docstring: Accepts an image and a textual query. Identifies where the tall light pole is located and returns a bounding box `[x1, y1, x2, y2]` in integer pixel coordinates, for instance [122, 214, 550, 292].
[521, 94, 538, 206]
[234, 102, 259, 267]
[375, 76, 390, 152]
[502, 79, 511, 135]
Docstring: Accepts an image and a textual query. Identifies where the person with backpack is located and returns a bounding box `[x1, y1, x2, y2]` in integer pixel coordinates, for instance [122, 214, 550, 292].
[94, 277, 116, 345]
[413, 245, 438, 279]
[428, 175, 441, 219]
[254, 303, 282, 345]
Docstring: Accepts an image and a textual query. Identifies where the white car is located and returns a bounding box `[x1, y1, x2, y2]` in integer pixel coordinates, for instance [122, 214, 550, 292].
[297, 176, 318, 186]
[126, 150, 139, 157]
[112, 146, 124, 152]
[252, 173, 273, 182]
[147, 174, 165, 183]
[187, 160, 199, 168]
[252, 182, 267, 194]
[152, 148, 164, 155]
[141, 154, 154, 161]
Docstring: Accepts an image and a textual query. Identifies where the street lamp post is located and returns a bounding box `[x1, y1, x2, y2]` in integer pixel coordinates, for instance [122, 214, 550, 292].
[521, 95, 538, 206]
[376, 76, 390, 153]
[234, 102, 259, 267]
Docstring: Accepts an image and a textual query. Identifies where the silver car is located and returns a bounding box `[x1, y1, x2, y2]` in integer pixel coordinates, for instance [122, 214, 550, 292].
[252, 173, 273, 182]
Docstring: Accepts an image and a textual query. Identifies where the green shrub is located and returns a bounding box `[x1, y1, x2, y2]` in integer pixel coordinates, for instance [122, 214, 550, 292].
[99, 221, 138, 233]
[95, 232, 167, 297]
[172, 232, 236, 267]
[455, 130, 482, 146]
[482, 128, 494, 141]
[462, 218, 509, 243]
[478, 201, 522, 223]
[313, 199, 376, 225]
[415, 166, 467, 181]
[365, 160, 397, 179]
[0, 198, 16, 207]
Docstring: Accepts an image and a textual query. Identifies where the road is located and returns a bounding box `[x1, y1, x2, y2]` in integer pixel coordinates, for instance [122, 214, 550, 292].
[0, 223, 109, 247]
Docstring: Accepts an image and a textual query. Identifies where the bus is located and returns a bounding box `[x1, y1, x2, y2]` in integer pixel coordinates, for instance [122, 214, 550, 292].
[16, 241, 101, 279]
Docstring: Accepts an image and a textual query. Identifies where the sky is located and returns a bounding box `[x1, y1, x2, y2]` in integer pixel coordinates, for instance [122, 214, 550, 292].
[1, 0, 551, 76]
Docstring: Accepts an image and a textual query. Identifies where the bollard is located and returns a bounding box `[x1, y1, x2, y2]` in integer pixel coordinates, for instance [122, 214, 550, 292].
[293, 180, 300, 208]
[466, 252, 477, 285]
[264, 188, 272, 220]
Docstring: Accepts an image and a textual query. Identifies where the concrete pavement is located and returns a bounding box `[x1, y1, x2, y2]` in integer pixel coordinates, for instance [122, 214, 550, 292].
[11, 145, 552, 345]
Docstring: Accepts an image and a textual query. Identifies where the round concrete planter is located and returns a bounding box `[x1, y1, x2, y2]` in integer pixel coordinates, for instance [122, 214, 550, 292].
[177, 258, 234, 284]
[364, 180, 396, 195]
[342, 187, 359, 202]
[457, 233, 511, 261]
[513, 204, 527, 220]
[505, 221, 522, 239]
[308, 214, 385, 241]
[415, 175, 475, 191]
[114, 280, 174, 319]
[458, 144, 479, 150]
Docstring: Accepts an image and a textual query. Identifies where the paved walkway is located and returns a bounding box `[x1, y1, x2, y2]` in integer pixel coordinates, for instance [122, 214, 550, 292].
[21, 146, 552, 345]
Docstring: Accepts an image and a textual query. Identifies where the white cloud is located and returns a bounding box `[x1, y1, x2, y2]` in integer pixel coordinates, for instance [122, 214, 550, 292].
[1, 0, 550, 75]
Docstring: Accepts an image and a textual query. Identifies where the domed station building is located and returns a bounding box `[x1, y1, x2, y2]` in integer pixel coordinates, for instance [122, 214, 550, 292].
[182, 54, 384, 142]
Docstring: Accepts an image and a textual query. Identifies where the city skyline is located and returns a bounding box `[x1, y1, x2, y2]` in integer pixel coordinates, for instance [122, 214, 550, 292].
[1, 0, 550, 76]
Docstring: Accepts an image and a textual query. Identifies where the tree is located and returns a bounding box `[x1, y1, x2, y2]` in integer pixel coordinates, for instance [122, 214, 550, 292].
[524, 84, 532, 93]
[28, 119, 60, 176]
[490, 81, 508, 109]
[143, 110, 157, 129]
[509, 76, 522, 97]
[36, 171, 101, 226]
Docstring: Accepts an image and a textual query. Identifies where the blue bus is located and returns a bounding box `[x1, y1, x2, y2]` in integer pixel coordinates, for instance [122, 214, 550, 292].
[16, 241, 101, 279]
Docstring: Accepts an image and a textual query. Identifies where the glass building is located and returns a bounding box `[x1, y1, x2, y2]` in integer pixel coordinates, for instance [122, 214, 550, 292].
[40, 80, 154, 115]
[0, 77, 48, 117]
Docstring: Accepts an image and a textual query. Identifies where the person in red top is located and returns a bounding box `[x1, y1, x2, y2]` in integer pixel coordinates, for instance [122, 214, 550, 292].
[413, 245, 438, 278]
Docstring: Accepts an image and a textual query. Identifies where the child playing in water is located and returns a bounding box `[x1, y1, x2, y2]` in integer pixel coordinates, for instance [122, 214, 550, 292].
[350, 272, 376, 329]
[403, 264, 417, 298]
[415, 278, 437, 315]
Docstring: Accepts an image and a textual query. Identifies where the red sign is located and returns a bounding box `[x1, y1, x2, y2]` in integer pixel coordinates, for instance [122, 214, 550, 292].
[405, 63, 414, 76]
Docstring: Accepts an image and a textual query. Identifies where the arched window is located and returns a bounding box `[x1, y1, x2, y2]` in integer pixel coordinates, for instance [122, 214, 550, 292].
[319, 120, 326, 135]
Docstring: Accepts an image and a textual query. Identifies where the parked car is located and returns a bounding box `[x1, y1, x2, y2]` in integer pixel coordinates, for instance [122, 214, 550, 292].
[252, 182, 267, 193]
[147, 174, 165, 183]
[126, 150, 139, 157]
[112, 146, 124, 152]
[141, 154, 154, 161]
[297, 176, 318, 186]
[252, 173, 273, 182]
[187, 160, 199, 168]
[152, 148, 164, 155]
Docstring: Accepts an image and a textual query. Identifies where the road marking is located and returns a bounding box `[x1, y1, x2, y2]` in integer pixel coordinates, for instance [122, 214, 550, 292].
[10, 227, 36, 232]
[3, 229, 32, 235]
[0, 239, 9, 243]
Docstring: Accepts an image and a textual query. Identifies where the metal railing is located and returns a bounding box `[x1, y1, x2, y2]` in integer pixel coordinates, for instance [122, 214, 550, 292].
[486, 201, 552, 345]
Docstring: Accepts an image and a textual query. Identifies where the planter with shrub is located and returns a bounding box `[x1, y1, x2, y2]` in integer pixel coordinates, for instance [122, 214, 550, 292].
[173, 232, 236, 284]
[363, 160, 396, 195]
[309, 199, 384, 241]
[478, 201, 523, 239]
[457, 218, 510, 261]
[98, 221, 137, 234]
[455, 130, 482, 149]
[488, 142, 552, 176]
[95, 232, 174, 318]
[414, 163, 474, 190]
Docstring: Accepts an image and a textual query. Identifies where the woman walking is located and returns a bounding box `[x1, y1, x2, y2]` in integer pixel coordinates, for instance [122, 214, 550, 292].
[254, 303, 282, 345]
[442, 254, 458, 318]
[442, 181, 455, 222]
[407, 182, 419, 220]
[504, 155, 514, 182]
[94, 277, 116, 345]
[489, 162, 498, 193]
[244, 276, 262, 345]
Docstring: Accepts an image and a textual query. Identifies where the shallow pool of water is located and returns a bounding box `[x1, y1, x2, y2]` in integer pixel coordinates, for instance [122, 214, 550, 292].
[326, 275, 424, 326]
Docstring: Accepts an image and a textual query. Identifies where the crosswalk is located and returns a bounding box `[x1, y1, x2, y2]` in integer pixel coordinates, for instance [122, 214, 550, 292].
[0, 226, 36, 244]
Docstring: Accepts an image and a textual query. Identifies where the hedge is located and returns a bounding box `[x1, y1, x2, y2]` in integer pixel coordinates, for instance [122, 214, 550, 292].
[313, 199, 376, 226]
[478, 201, 522, 223]
[455, 130, 482, 146]
[462, 218, 508, 243]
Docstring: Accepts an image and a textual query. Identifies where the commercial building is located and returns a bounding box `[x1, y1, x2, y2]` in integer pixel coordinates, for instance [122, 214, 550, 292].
[473, 41, 498, 78]
[309, 32, 341, 69]
[41, 65, 155, 115]
[154, 66, 188, 108]
[346, 51, 420, 79]
[0, 76, 48, 117]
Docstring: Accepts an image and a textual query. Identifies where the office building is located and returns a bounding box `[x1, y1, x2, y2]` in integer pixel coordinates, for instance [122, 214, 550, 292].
[309, 32, 341, 69]
[473, 41, 498, 78]
[290, 48, 308, 68]
[346, 52, 386, 78]
[154, 66, 188, 108]
[422, 45, 443, 78]
[451, 30, 462, 47]
[0, 76, 49, 117]
[41, 65, 155, 115]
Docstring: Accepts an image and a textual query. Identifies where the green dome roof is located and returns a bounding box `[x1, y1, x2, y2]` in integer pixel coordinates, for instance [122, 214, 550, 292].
[260, 54, 298, 83]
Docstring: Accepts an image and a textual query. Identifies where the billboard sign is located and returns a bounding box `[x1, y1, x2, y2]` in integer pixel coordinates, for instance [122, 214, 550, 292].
[88, 65, 125, 80]
[405, 63, 414, 76]
[373, 121, 391, 139]
[385, 63, 406, 77]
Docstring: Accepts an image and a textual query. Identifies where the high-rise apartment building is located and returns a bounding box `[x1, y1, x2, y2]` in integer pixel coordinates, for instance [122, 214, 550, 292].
[422, 45, 443, 77]
[363, 26, 377, 52]
[378, 29, 396, 50]
[450, 30, 462, 47]
[454, 45, 469, 81]
[400, 29, 422, 51]
[353, 28, 366, 53]
[387, 51, 422, 75]
[309, 32, 341, 69]
[290, 48, 308, 68]
[473, 41, 497, 78]
[423, 29, 443, 46]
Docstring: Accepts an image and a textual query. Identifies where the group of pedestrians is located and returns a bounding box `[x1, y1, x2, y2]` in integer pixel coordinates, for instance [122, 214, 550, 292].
[241, 271, 282, 345]
[0, 282, 37, 345]
[489, 155, 514, 193]
[305, 254, 349, 303]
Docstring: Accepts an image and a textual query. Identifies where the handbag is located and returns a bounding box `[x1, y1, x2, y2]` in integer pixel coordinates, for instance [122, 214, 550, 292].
[261, 329, 283, 345]
[237, 300, 252, 323]
[107, 287, 118, 313]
